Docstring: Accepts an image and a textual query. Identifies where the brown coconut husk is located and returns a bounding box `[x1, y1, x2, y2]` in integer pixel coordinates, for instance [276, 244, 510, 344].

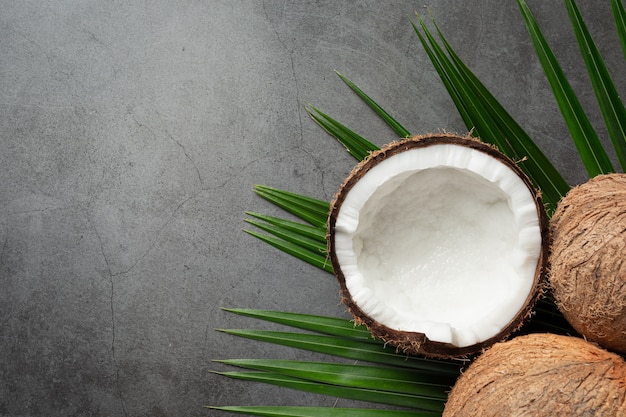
[327, 133, 549, 358]
[443, 333, 626, 417]
[550, 173, 626, 354]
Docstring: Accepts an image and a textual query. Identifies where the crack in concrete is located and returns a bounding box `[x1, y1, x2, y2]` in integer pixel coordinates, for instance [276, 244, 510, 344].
[9, 27, 56, 67]
[9, 26, 87, 91]
[131, 115, 204, 189]
[165, 131, 204, 189]
[203, 147, 300, 194]
[262, 1, 304, 145]
[261, 2, 329, 198]
[5, 205, 71, 216]
[88, 215, 115, 352]
[87, 213, 127, 416]
[87, 185, 193, 415]
[80, 28, 120, 80]
[111, 194, 195, 278]
[301, 146, 329, 199]
[0, 225, 8, 268]
[116, 368, 129, 417]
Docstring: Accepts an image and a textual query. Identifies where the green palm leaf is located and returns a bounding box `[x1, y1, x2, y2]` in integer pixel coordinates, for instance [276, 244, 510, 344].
[612, 0, 626, 60]
[243, 228, 332, 273]
[246, 212, 327, 244]
[217, 329, 461, 378]
[213, 360, 450, 412]
[222, 308, 373, 340]
[518, 0, 614, 177]
[244, 219, 327, 258]
[408, 18, 473, 132]
[253, 185, 330, 228]
[334, 71, 412, 139]
[307, 105, 379, 161]
[208, 406, 437, 417]
[411, 13, 570, 213]
[565, 0, 626, 170]
[432, 16, 572, 204]
[411, 16, 517, 158]
[217, 359, 450, 396]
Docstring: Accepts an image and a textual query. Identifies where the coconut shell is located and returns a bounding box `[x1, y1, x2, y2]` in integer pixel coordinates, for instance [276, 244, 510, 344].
[443, 333, 626, 417]
[328, 133, 549, 358]
[550, 173, 626, 354]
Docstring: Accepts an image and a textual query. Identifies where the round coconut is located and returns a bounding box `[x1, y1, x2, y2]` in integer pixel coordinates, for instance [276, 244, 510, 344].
[327, 134, 549, 358]
[443, 333, 626, 416]
[550, 173, 626, 354]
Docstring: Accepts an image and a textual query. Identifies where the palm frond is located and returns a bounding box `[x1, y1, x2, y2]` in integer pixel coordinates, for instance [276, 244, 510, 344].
[411, 13, 571, 213]
[208, 406, 438, 417]
[253, 185, 330, 228]
[215, 357, 449, 411]
[246, 212, 327, 244]
[565, 0, 626, 170]
[222, 308, 373, 340]
[612, 0, 626, 60]
[335, 71, 412, 139]
[243, 228, 332, 273]
[307, 105, 379, 161]
[518, 0, 614, 177]
[217, 359, 450, 396]
[217, 329, 461, 378]
[244, 219, 327, 259]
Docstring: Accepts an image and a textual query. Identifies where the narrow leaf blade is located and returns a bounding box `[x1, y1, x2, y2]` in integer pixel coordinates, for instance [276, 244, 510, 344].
[415, 14, 517, 157]
[612, 0, 626, 60]
[428, 15, 571, 211]
[214, 371, 445, 411]
[208, 406, 437, 417]
[217, 359, 450, 397]
[335, 71, 412, 139]
[518, 0, 614, 177]
[245, 219, 327, 256]
[217, 329, 462, 378]
[222, 308, 373, 340]
[409, 18, 474, 130]
[246, 212, 327, 244]
[307, 105, 380, 161]
[243, 229, 333, 273]
[411, 13, 570, 212]
[254, 185, 330, 228]
[566, 0, 626, 170]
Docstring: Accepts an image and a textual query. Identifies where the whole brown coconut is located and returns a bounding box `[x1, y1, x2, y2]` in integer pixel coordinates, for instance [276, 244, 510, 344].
[328, 134, 549, 358]
[550, 173, 626, 354]
[443, 333, 626, 416]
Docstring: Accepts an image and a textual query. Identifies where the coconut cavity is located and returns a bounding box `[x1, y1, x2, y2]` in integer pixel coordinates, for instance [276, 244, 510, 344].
[550, 173, 626, 354]
[328, 134, 548, 357]
[443, 333, 626, 417]
[353, 167, 526, 344]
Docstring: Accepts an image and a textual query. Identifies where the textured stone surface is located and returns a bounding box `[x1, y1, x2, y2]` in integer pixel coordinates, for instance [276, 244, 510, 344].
[0, 1, 623, 416]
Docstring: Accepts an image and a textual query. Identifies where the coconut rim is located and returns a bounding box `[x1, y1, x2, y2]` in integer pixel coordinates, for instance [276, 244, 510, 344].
[327, 133, 549, 357]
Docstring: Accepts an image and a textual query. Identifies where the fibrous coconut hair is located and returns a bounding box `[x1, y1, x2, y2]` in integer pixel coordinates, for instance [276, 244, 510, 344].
[550, 173, 626, 354]
[443, 333, 626, 416]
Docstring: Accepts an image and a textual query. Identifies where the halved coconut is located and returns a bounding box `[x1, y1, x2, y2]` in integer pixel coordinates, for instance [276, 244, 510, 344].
[327, 134, 548, 357]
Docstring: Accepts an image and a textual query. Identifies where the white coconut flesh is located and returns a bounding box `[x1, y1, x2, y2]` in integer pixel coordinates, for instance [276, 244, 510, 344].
[333, 143, 542, 348]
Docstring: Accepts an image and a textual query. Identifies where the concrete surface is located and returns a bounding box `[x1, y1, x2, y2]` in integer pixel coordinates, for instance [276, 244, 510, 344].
[1, 1, 624, 416]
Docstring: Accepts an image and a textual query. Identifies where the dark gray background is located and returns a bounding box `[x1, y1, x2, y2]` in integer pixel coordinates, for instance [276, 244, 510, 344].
[1, 1, 624, 416]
